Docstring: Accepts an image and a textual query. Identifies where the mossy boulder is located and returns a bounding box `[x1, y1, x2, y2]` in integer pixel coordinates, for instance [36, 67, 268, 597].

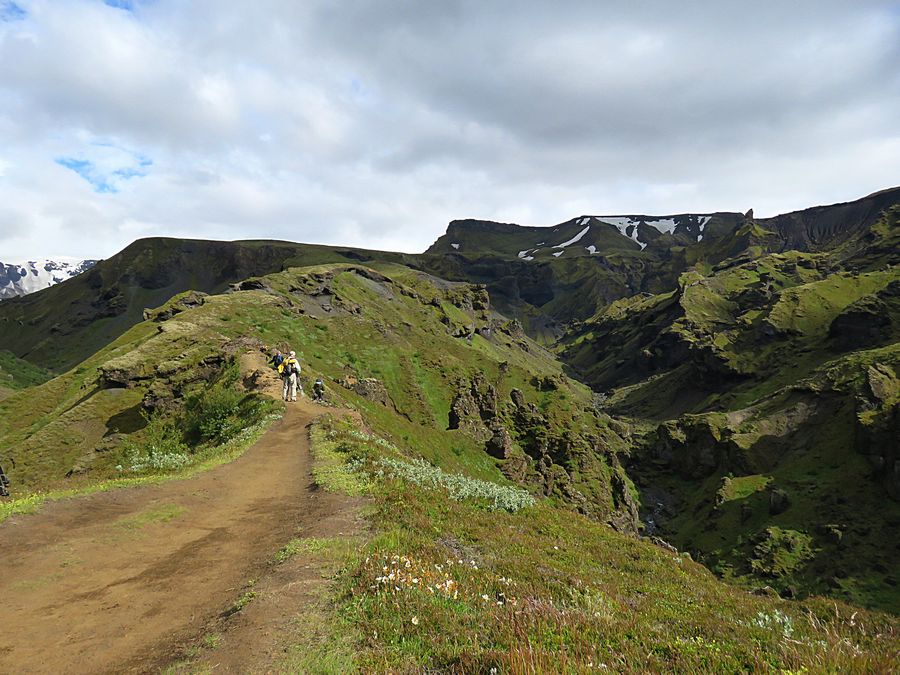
[750, 526, 816, 580]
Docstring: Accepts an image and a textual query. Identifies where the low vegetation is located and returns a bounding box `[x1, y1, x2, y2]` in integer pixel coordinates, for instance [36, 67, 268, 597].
[0, 350, 52, 390]
[303, 414, 899, 671]
[375, 457, 535, 512]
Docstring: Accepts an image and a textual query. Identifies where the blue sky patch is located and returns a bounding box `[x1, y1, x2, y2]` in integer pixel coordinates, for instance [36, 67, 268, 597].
[103, 0, 153, 12]
[0, 1, 27, 22]
[56, 145, 152, 194]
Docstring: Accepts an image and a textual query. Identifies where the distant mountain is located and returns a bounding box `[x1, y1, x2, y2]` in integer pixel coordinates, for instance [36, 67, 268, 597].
[0, 258, 98, 300]
[427, 212, 742, 259]
[427, 187, 900, 260]
[421, 188, 900, 339]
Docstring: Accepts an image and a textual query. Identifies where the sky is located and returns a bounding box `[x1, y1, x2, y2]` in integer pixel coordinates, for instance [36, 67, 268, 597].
[1, 0, 899, 260]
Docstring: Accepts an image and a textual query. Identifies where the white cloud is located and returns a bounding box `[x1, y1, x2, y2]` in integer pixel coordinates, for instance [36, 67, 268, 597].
[0, 0, 898, 259]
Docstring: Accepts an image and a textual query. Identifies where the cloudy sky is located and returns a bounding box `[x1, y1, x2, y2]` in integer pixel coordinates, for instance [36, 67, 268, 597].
[1, 0, 898, 260]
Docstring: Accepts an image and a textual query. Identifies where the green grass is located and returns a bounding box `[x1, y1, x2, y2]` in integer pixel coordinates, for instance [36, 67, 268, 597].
[303, 418, 899, 671]
[308, 416, 375, 496]
[274, 537, 333, 563]
[3, 262, 611, 532]
[347, 492, 896, 671]
[750, 527, 817, 578]
[0, 350, 53, 389]
[5, 253, 898, 645]
[717, 474, 772, 503]
[226, 590, 257, 615]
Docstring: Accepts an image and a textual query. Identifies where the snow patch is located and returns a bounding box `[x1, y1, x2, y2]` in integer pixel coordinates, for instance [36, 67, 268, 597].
[523, 256, 534, 261]
[552, 251, 564, 257]
[552, 225, 590, 249]
[518, 249, 531, 259]
[585, 245, 597, 254]
[597, 217, 645, 249]
[0, 257, 97, 299]
[451, 243, 460, 250]
[698, 216, 711, 232]
[643, 218, 677, 234]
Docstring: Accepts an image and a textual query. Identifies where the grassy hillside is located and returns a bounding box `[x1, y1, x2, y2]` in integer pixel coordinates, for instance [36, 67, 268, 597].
[0, 237, 411, 373]
[1, 209, 899, 669]
[0, 263, 639, 533]
[5, 190, 895, 373]
[0, 350, 52, 393]
[256, 413, 899, 672]
[2, 189, 898, 634]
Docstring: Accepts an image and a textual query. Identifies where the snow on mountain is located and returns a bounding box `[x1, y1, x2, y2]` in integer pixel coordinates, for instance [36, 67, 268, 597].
[597, 217, 647, 250]
[596, 214, 713, 250]
[552, 225, 591, 249]
[0, 257, 98, 300]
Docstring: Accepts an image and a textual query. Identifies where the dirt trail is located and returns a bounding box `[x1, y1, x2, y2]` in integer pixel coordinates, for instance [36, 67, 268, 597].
[0, 396, 359, 674]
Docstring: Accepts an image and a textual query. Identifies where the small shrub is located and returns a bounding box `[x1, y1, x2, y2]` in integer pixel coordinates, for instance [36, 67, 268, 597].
[184, 364, 275, 445]
[376, 457, 535, 512]
[309, 420, 373, 495]
[751, 527, 816, 578]
[123, 413, 191, 473]
[192, 386, 245, 443]
[274, 537, 331, 563]
[225, 590, 257, 616]
[750, 609, 795, 639]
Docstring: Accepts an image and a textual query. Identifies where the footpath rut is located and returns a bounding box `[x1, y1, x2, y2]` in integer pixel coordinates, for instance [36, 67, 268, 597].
[0, 398, 354, 674]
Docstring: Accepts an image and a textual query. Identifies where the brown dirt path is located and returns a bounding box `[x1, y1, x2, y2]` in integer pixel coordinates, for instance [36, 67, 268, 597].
[0, 396, 360, 674]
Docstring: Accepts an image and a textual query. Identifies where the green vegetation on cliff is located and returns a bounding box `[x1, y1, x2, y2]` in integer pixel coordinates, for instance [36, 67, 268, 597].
[277, 414, 899, 671]
[557, 204, 900, 612]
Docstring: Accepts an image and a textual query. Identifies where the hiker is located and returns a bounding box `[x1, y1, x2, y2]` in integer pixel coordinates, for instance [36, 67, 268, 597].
[279, 351, 302, 402]
[312, 377, 326, 402]
[270, 349, 284, 370]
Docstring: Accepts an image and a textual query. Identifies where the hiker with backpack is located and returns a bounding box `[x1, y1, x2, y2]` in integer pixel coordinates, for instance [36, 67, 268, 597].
[312, 377, 326, 402]
[279, 351, 302, 402]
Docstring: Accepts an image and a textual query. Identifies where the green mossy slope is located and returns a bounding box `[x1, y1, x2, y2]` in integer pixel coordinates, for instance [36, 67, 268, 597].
[0, 263, 639, 533]
[559, 209, 900, 611]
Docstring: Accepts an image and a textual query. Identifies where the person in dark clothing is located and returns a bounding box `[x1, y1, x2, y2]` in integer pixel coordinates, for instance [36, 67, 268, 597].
[312, 378, 326, 402]
[271, 350, 284, 370]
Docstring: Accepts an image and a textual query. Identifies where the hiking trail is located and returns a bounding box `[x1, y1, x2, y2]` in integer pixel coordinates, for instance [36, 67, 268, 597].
[0, 386, 363, 674]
